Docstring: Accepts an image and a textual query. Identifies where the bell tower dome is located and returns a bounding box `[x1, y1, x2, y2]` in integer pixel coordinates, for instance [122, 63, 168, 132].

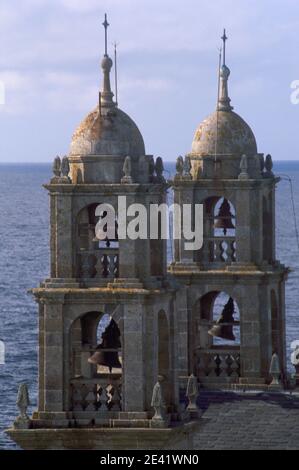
[170, 30, 288, 388]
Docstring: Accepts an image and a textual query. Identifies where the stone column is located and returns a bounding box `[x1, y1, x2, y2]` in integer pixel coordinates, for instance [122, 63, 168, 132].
[43, 298, 64, 412]
[55, 193, 73, 279]
[235, 187, 251, 263]
[122, 302, 145, 411]
[239, 284, 264, 381]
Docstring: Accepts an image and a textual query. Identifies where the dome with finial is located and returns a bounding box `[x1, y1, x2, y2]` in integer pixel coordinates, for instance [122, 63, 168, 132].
[69, 15, 145, 159]
[190, 30, 257, 158]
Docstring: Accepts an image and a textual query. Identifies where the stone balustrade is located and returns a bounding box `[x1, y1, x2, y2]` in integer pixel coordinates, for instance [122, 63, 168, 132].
[78, 248, 119, 279]
[196, 348, 240, 380]
[70, 375, 122, 413]
[207, 237, 236, 262]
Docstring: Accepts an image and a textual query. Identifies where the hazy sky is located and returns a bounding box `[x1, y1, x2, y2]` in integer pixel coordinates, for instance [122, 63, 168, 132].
[1, 0, 299, 162]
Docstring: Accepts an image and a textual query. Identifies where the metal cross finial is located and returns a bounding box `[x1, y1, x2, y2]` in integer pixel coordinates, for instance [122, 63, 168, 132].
[221, 28, 227, 65]
[102, 13, 110, 56]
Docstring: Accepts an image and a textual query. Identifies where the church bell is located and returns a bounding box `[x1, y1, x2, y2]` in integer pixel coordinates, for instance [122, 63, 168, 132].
[208, 297, 236, 341]
[88, 318, 121, 372]
[214, 199, 235, 235]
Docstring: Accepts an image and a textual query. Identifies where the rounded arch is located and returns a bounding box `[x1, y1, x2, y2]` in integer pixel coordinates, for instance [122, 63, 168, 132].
[197, 196, 236, 264]
[69, 310, 122, 379]
[191, 290, 240, 351]
[76, 202, 119, 280]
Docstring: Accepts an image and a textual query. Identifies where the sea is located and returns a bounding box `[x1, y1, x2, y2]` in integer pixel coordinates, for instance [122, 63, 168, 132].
[0, 161, 299, 449]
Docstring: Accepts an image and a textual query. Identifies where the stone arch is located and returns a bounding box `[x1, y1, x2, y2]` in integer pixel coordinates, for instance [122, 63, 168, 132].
[191, 291, 241, 381]
[197, 196, 236, 264]
[69, 308, 123, 379]
[76, 202, 119, 280]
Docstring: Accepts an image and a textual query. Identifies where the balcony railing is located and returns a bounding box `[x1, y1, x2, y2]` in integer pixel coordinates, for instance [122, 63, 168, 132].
[78, 248, 119, 279]
[207, 237, 236, 263]
[196, 348, 240, 380]
[70, 374, 122, 413]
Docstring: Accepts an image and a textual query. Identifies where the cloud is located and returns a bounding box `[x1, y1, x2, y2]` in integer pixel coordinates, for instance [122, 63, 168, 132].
[1, 0, 299, 161]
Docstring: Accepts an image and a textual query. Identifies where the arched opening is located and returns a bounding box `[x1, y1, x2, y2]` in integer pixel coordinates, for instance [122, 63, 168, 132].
[69, 311, 122, 414]
[0, 340, 5, 365]
[192, 291, 240, 381]
[76, 203, 119, 281]
[200, 196, 236, 264]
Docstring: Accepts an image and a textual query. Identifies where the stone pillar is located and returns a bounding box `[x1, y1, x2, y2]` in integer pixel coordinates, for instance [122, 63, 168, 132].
[235, 188, 251, 263]
[55, 194, 73, 279]
[178, 187, 194, 264]
[38, 302, 45, 411]
[122, 302, 145, 411]
[239, 285, 264, 381]
[43, 298, 64, 411]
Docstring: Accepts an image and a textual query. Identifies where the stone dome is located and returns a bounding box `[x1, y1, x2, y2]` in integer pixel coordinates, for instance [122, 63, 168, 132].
[191, 110, 257, 157]
[70, 105, 145, 158]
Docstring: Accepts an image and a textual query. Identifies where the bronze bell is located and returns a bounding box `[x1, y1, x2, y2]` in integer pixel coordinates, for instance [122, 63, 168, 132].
[88, 318, 121, 372]
[214, 199, 235, 235]
[208, 297, 236, 341]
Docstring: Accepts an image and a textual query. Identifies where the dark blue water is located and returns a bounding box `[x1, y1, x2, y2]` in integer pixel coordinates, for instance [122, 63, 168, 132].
[0, 161, 299, 449]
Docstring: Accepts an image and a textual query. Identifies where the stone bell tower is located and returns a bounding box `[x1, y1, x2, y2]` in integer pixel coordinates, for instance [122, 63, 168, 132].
[170, 30, 288, 388]
[7, 16, 198, 450]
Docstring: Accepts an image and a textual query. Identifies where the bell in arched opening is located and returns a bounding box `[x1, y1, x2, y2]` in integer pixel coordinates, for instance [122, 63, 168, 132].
[88, 318, 121, 372]
[214, 199, 235, 235]
[208, 297, 235, 340]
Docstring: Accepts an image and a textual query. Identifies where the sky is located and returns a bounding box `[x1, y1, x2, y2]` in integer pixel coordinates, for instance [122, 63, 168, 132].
[1, 0, 299, 162]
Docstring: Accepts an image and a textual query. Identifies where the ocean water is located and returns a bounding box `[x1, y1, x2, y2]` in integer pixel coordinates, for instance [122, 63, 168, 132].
[0, 161, 299, 449]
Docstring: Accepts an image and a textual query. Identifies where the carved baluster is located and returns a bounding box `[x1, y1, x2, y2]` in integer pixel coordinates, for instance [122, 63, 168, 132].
[85, 384, 97, 411]
[101, 254, 109, 278]
[230, 355, 239, 379]
[215, 354, 222, 376]
[225, 354, 233, 376]
[219, 354, 229, 378]
[72, 385, 83, 411]
[207, 355, 217, 378]
[96, 385, 105, 411]
[114, 255, 119, 278]
[81, 254, 91, 278]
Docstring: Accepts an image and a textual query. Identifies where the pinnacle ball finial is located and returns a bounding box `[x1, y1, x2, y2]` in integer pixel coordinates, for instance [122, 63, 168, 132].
[221, 28, 228, 66]
[102, 13, 110, 56]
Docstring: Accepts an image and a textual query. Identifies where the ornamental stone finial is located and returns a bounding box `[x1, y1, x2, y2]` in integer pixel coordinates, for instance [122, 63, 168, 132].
[238, 154, 249, 180]
[51, 155, 71, 183]
[151, 375, 168, 428]
[52, 155, 61, 177]
[175, 155, 184, 178]
[264, 154, 274, 178]
[121, 156, 133, 184]
[183, 155, 192, 180]
[61, 156, 70, 179]
[14, 383, 30, 429]
[217, 29, 233, 112]
[155, 157, 165, 183]
[291, 342, 299, 388]
[186, 374, 200, 418]
[269, 352, 282, 389]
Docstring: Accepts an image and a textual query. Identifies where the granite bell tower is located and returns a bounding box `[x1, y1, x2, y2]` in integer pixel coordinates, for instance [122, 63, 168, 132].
[170, 30, 288, 387]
